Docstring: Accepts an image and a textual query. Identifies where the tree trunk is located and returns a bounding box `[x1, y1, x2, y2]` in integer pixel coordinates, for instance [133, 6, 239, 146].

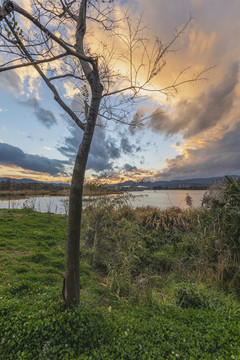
[63, 90, 102, 304]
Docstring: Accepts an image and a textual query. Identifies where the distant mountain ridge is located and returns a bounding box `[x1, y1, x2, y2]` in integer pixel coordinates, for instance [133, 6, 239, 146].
[114, 175, 240, 190]
[0, 175, 239, 189]
[0, 177, 42, 183]
[0, 177, 70, 187]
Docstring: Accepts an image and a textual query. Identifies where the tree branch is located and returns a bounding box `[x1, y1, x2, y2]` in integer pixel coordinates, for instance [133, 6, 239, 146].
[59, 0, 78, 21]
[0, 52, 68, 72]
[0, 0, 94, 64]
[75, 0, 94, 81]
[4, 16, 85, 131]
[49, 73, 84, 81]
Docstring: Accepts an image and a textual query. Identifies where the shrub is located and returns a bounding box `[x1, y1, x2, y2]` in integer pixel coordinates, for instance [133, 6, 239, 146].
[174, 282, 221, 310]
[194, 177, 240, 289]
[151, 251, 173, 273]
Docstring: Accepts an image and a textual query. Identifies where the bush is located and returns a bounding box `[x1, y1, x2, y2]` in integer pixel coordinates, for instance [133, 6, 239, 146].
[151, 251, 173, 273]
[197, 177, 240, 289]
[174, 282, 221, 310]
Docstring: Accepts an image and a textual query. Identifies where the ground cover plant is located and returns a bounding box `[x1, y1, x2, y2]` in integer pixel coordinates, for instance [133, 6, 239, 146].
[1, 178, 240, 359]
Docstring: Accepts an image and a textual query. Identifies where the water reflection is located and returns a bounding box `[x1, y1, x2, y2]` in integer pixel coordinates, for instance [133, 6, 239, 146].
[128, 190, 205, 209]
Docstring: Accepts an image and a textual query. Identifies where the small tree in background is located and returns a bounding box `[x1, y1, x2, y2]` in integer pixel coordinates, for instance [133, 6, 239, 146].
[0, 0, 209, 304]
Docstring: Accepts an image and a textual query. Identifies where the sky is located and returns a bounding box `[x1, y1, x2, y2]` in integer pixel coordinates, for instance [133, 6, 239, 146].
[0, 0, 240, 184]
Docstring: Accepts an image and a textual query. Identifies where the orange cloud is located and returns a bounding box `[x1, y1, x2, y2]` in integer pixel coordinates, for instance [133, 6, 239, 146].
[0, 165, 71, 183]
[87, 168, 160, 185]
[189, 29, 217, 55]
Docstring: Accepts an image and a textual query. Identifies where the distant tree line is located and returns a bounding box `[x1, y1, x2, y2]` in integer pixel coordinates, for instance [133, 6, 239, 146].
[152, 185, 209, 190]
[0, 180, 68, 191]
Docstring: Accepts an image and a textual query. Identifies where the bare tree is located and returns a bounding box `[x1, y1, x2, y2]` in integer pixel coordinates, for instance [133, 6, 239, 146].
[0, 0, 209, 304]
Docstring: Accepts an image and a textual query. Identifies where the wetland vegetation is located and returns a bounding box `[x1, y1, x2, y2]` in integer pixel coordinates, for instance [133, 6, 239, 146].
[1, 177, 240, 359]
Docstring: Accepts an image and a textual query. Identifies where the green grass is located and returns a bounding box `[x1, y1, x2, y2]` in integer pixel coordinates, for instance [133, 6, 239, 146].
[1, 208, 240, 359]
[0, 209, 66, 302]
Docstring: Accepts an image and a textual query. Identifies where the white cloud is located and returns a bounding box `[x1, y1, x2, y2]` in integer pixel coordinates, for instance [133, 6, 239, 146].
[17, 131, 26, 136]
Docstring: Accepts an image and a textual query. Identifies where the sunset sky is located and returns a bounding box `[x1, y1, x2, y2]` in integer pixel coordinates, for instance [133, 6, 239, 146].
[0, 0, 240, 184]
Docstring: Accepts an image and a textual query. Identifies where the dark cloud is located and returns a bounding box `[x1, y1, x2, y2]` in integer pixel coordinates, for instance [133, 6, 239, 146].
[130, 108, 146, 135]
[19, 98, 57, 128]
[158, 122, 240, 180]
[0, 143, 67, 176]
[0, 71, 22, 94]
[120, 137, 135, 154]
[181, 62, 239, 138]
[147, 108, 172, 134]
[57, 127, 80, 163]
[123, 163, 138, 172]
[57, 126, 120, 172]
[88, 127, 120, 171]
[147, 62, 239, 138]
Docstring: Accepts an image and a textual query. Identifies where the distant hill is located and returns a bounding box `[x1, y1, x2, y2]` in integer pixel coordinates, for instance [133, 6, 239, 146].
[0, 177, 41, 183]
[0, 177, 70, 187]
[1, 175, 239, 190]
[113, 175, 240, 190]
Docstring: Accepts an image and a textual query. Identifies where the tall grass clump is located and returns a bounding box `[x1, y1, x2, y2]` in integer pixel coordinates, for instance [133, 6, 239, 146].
[80, 177, 240, 303]
[193, 176, 240, 293]
[81, 196, 148, 300]
[80, 196, 199, 303]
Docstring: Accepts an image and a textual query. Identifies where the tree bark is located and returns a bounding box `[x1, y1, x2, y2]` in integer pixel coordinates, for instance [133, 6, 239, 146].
[63, 89, 102, 304]
[61, 0, 104, 305]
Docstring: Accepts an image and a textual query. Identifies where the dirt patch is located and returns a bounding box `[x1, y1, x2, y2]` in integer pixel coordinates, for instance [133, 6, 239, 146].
[14, 251, 33, 255]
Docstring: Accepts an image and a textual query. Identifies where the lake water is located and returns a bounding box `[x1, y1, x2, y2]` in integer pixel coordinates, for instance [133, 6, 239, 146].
[0, 190, 206, 214]
[127, 190, 205, 209]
